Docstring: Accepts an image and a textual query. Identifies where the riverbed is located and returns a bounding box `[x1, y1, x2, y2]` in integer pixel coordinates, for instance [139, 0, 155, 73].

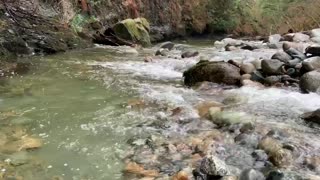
[0, 40, 320, 179]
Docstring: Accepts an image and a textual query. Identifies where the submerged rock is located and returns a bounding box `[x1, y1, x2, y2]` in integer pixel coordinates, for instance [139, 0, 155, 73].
[300, 70, 320, 93]
[183, 61, 241, 86]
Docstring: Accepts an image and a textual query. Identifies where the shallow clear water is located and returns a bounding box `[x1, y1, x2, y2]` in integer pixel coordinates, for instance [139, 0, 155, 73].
[0, 41, 320, 179]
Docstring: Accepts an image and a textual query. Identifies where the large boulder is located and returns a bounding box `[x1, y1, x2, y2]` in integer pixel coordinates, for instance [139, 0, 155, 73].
[261, 59, 284, 75]
[300, 70, 320, 93]
[302, 57, 320, 72]
[113, 18, 151, 47]
[183, 61, 241, 86]
[302, 109, 320, 124]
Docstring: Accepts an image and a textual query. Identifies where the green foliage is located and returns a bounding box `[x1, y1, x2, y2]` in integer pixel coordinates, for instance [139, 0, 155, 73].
[70, 13, 98, 33]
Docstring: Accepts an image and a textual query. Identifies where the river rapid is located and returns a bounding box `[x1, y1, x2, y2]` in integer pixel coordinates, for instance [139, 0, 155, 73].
[0, 39, 320, 180]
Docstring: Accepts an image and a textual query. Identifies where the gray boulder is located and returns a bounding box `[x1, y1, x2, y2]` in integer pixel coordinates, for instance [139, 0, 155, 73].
[261, 59, 284, 75]
[266, 170, 303, 180]
[285, 47, 307, 60]
[302, 109, 320, 124]
[300, 70, 320, 93]
[293, 33, 310, 42]
[160, 41, 175, 50]
[302, 56, 320, 72]
[271, 51, 292, 63]
[155, 48, 170, 56]
[181, 50, 199, 58]
[183, 61, 241, 86]
[240, 169, 265, 180]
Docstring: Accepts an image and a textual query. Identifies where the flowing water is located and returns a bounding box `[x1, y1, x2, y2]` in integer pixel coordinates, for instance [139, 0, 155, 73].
[1, 40, 320, 179]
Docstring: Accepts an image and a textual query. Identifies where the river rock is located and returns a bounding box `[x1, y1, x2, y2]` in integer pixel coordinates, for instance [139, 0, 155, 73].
[265, 76, 282, 86]
[311, 37, 320, 44]
[304, 156, 320, 173]
[285, 47, 307, 60]
[293, 33, 310, 42]
[196, 101, 223, 118]
[305, 45, 320, 56]
[210, 111, 252, 127]
[124, 161, 159, 177]
[282, 33, 295, 42]
[199, 155, 231, 177]
[300, 70, 320, 93]
[302, 109, 320, 124]
[283, 42, 306, 53]
[240, 63, 256, 74]
[235, 133, 260, 148]
[252, 60, 262, 70]
[172, 171, 189, 180]
[241, 80, 265, 88]
[222, 38, 243, 46]
[239, 169, 265, 180]
[310, 28, 320, 38]
[183, 61, 241, 86]
[8, 151, 30, 166]
[113, 18, 151, 47]
[258, 137, 282, 154]
[181, 51, 199, 58]
[160, 42, 175, 50]
[271, 51, 292, 63]
[261, 59, 284, 75]
[221, 176, 238, 180]
[269, 148, 293, 167]
[302, 57, 320, 72]
[266, 170, 303, 180]
[252, 150, 268, 162]
[155, 48, 170, 56]
[268, 34, 282, 44]
[251, 70, 265, 83]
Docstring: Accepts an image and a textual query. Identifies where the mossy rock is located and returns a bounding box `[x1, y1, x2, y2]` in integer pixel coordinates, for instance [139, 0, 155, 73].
[113, 18, 151, 47]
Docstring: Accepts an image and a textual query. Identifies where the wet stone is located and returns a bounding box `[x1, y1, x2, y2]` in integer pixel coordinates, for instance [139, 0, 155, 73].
[239, 169, 265, 180]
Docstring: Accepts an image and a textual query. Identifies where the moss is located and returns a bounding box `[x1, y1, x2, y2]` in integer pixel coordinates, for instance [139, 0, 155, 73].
[113, 18, 151, 47]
